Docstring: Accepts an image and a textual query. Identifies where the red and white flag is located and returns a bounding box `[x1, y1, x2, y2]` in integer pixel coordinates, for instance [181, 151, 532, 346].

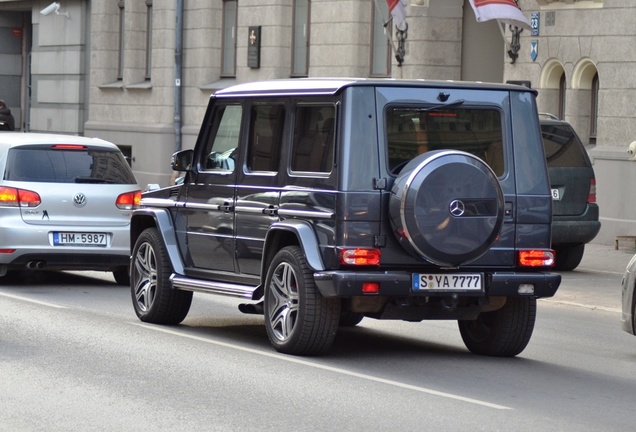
[468, 0, 531, 30]
[386, 0, 407, 31]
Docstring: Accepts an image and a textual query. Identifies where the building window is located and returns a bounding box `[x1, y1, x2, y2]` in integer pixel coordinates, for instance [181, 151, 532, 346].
[222, 0, 238, 77]
[590, 73, 599, 142]
[370, 1, 391, 77]
[117, 0, 125, 80]
[558, 73, 566, 119]
[145, 0, 153, 80]
[292, 0, 310, 77]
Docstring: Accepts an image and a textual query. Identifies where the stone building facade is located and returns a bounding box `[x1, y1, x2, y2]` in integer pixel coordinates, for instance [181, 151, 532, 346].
[0, 0, 633, 245]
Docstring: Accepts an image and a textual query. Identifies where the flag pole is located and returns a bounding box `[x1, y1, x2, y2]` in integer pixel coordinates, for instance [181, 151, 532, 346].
[372, 0, 400, 59]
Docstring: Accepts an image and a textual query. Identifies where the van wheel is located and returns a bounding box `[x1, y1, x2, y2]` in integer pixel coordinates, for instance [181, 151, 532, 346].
[130, 228, 192, 325]
[264, 246, 340, 356]
[113, 267, 130, 285]
[458, 297, 536, 357]
[553, 243, 585, 271]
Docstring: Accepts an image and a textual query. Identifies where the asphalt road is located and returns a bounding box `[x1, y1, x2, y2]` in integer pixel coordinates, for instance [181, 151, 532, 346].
[0, 243, 635, 431]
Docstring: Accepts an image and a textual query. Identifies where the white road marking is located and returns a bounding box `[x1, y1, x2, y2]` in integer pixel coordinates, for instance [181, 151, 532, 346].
[132, 322, 512, 410]
[0, 291, 67, 309]
[541, 298, 621, 314]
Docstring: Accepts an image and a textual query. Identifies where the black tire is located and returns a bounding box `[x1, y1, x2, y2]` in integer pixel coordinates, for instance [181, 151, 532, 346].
[458, 297, 536, 357]
[553, 243, 585, 271]
[389, 150, 504, 266]
[339, 311, 364, 327]
[264, 246, 340, 356]
[130, 228, 192, 325]
[113, 266, 130, 285]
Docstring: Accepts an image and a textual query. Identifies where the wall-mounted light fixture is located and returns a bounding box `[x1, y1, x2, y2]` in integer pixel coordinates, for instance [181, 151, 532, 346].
[40, 2, 70, 18]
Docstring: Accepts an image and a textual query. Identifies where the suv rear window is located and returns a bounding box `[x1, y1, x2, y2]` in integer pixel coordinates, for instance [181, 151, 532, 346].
[541, 123, 589, 168]
[5, 146, 137, 184]
[386, 107, 504, 176]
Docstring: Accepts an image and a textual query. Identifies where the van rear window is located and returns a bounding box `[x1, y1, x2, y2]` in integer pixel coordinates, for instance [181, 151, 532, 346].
[386, 107, 504, 176]
[5, 147, 137, 184]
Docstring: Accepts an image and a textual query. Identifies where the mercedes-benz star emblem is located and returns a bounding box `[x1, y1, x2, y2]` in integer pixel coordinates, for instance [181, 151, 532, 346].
[449, 199, 465, 217]
[73, 193, 87, 208]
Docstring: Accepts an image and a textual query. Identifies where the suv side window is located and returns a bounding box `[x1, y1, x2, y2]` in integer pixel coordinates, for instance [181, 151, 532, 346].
[291, 105, 335, 173]
[386, 106, 504, 176]
[247, 104, 285, 172]
[201, 104, 242, 172]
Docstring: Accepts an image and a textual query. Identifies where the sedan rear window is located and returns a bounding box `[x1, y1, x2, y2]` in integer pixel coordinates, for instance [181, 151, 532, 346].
[5, 147, 137, 184]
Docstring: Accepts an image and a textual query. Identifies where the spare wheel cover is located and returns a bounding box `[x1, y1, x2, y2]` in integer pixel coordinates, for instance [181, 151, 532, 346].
[390, 150, 504, 266]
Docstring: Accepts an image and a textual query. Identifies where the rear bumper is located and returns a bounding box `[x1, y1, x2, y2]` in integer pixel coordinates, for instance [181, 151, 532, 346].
[551, 211, 601, 245]
[314, 270, 561, 299]
[0, 221, 131, 270]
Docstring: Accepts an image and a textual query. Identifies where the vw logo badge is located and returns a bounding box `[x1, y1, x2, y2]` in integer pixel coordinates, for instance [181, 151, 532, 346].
[449, 199, 465, 217]
[73, 193, 87, 208]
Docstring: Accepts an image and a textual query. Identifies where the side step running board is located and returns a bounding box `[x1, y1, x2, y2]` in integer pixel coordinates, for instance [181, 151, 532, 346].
[170, 274, 259, 300]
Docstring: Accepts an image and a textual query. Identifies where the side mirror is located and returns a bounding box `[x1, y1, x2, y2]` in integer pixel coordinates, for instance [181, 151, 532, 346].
[171, 149, 194, 171]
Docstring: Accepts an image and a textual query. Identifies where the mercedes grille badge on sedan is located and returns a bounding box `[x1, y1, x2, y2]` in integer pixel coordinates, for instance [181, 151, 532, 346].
[449, 199, 465, 217]
[73, 193, 87, 208]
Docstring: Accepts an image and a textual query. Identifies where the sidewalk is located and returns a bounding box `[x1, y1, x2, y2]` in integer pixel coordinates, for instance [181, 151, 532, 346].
[544, 242, 634, 312]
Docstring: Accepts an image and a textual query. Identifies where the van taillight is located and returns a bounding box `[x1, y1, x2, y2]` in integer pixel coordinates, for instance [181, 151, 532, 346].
[518, 249, 555, 267]
[588, 178, 597, 203]
[116, 190, 142, 210]
[339, 248, 381, 266]
[0, 187, 41, 207]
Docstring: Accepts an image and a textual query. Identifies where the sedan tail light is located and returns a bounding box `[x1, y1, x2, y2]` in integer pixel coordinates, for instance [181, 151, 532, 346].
[0, 187, 41, 207]
[116, 190, 142, 210]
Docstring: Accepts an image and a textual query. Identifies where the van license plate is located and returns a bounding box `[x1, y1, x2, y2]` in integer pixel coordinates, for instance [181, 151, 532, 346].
[53, 232, 107, 247]
[412, 273, 483, 292]
[551, 188, 561, 200]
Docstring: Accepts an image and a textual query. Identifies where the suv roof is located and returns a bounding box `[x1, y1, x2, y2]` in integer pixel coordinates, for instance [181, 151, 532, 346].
[214, 78, 539, 98]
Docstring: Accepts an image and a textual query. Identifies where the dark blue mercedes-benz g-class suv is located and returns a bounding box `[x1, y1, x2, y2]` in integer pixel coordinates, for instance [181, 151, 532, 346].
[129, 79, 561, 357]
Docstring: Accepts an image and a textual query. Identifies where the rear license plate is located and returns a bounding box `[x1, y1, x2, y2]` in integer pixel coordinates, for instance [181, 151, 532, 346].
[551, 188, 561, 201]
[53, 232, 107, 247]
[412, 273, 483, 292]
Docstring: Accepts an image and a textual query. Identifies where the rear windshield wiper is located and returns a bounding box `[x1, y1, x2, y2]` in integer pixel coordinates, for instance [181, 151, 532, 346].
[419, 99, 465, 113]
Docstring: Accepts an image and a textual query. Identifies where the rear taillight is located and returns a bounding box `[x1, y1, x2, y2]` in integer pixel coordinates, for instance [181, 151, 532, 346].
[588, 178, 597, 203]
[339, 248, 381, 266]
[116, 190, 142, 210]
[518, 249, 555, 267]
[0, 187, 41, 207]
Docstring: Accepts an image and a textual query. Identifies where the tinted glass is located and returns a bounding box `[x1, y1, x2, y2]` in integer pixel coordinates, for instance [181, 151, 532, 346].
[202, 104, 242, 172]
[6, 146, 136, 184]
[291, 105, 335, 173]
[386, 107, 504, 176]
[247, 104, 285, 172]
[541, 123, 589, 168]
